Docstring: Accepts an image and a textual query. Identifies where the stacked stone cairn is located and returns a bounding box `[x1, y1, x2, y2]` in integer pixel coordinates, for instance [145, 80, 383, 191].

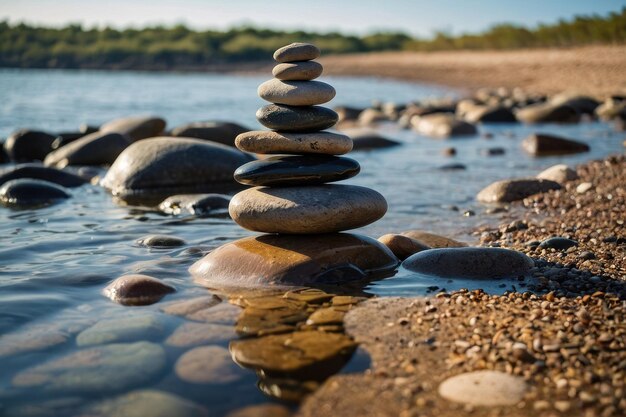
[189, 43, 398, 287]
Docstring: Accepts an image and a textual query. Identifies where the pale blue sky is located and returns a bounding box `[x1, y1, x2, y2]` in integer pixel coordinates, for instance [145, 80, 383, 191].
[1, 0, 624, 36]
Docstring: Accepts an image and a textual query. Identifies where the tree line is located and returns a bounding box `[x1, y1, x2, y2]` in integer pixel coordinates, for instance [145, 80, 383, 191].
[1, 8, 624, 70]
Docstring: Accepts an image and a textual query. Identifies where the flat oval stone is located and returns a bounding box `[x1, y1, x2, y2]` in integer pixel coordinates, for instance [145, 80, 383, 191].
[477, 178, 561, 203]
[522, 133, 590, 156]
[135, 234, 186, 248]
[439, 370, 527, 406]
[235, 130, 352, 155]
[103, 274, 175, 306]
[229, 185, 387, 234]
[0, 164, 86, 187]
[273, 43, 320, 63]
[43, 132, 131, 168]
[175, 346, 243, 384]
[258, 79, 335, 106]
[234, 155, 359, 186]
[402, 247, 534, 279]
[273, 61, 323, 81]
[256, 105, 338, 132]
[100, 116, 166, 142]
[0, 179, 71, 208]
[189, 233, 398, 287]
[378, 234, 430, 261]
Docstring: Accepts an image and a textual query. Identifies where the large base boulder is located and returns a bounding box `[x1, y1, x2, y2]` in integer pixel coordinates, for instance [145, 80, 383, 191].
[189, 233, 399, 288]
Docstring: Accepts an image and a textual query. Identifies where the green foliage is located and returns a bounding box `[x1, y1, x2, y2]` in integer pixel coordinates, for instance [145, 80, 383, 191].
[0, 8, 624, 69]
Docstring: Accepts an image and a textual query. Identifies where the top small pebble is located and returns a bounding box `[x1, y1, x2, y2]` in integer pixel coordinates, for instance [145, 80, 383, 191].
[273, 43, 320, 63]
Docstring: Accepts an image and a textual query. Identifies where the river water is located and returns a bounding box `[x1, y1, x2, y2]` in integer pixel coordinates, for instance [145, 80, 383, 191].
[0, 69, 623, 416]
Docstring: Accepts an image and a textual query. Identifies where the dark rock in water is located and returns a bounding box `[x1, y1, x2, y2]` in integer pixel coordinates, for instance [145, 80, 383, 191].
[103, 274, 175, 306]
[256, 104, 338, 132]
[44, 132, 131, 168]
[550, 94, 600, 115]
[538, 237, 578, 250]
[189, 233, 398, 288]
[0, 144, 8, 163]
[0, 179, 71, 208]
[400, 230, 467, 248]
[464, 106, 517, 123]
[100, 116, 166, 142]
[4, 129, 57, 162]
[80, 124, 100, 135]
[234, 155, 360, 186]
[477, 178, 561, 203]
[0, 164, 86, 187]
[339, 128, 401, 150]
[100, 137, 253, 205]
[378, 234, 430, 261]
[136, 234, 186, 248]
[158, 193, 230, 215]
[402, 247, 534, 279]
[438, 163, 466, 170]
[412, 113, 478, 138]
[516, 102, 580, 124]
[170, 121, 249, 147]
[442, 147, 457, 156]
[51, 132, 86, 149]
[522, 133, 590, 156]
[481, 147, 506, 156]
[334, 106, 364, 122]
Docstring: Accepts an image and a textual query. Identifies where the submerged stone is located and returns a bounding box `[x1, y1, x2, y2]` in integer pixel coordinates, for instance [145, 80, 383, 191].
[76, 314, 165, 346]
[158, 193, 230, 216]
[190, 233, 398, 288]
[234, 155, 360, 186]
[256, 104, 338, 132]
[135, 234, 186, 248]
[84, 389, 208, 417]
[0, 164, 86, 187]
[402, 247, 534, 279]
[103, 274, 175, 306]
[12, 342, 166, 393]
[175, 346, 243, 384]
[165, 322, 236, 347]
[0, 179, 71, 208]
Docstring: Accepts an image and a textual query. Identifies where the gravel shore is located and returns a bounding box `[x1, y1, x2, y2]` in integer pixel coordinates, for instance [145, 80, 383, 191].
[298, 155, 625, 417]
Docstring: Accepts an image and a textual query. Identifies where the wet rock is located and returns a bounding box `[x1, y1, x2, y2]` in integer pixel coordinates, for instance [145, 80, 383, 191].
[258, 79, 335, 106]
[306, 307, 345, 326]
[165, 322, 236, 347]
[516, 102, 580, 124]
[536, 164, 579, 184]
[234, 155, 360, 186]
[273, 42, 320, 62]
[229, 185, 387, 234]
[538, 237, 578, 250]
[0, 164, 86, 187]
[402, 247, 534, 279]
[438, 163, 466, 170]
[225, 404, 291, 417]
[135, 234, 186, 248]
[411, 113, 478, 138]
[4, 129, 57, 162]
[339, 128, 400, 150]
[189, 233, 398, 288]
[235, 130, 352, 155]
[438, 370, 527, 406]
[477, 178, 561, 203]
[43, 132, 130, 167]
[0, 179, 71, 208]
[170, 121, 249, 147]
[158, 193, 230, 215]
[84, 390, 208, 417]
[378, 233, 431, 261]
[51, 131, 86, 149]
[400, 230, 467, 248]
[100, 116, 166, 141]
[256, 104, 338, 132]
[230, 330, 356, 379]
[464, 105, 517, 123]
[0, 323, 70, 357]
[12, 342, 166, 393]
[160, 295, 222, 317]
[550, 93, 600, 115]
[273, 60, 323, 81]
[160, 296, 241, 324]
[522, 133, 590, 156]
[175, 346, 243, 384]
[103, 274, 175, 306]
[76, 314, 165, 346]
[100, 137, 253, 204]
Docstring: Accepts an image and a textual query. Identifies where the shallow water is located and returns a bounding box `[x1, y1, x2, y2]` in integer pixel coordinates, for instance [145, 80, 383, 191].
[0, 69, 624, 416]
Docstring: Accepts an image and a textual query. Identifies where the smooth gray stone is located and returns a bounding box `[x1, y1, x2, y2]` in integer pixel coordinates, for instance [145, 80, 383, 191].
[100, 137, 253, 205]
[234, 155, 360, 186]
[256, 104, 338, 132]
[44, 132, 131, 168]
[169, 121, 249, 147]
[402, 247, 534, 279]
[135, 234, 186, 248]
[273, 43, 320, 63]
[4, 129, 57, 162]
[100, 116, 166, 141]
[0, 179, 70, 208]
[76, 315, 165, 346]
[273, 61, 323, 81]
[0, 164, 86, 187]
[476, 178, 561, 203]
[235, 130, 352, 155]
[258, 79, 336, 106]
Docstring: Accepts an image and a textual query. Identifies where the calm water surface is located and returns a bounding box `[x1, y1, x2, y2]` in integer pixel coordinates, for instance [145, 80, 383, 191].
[0, 69, 623, 416]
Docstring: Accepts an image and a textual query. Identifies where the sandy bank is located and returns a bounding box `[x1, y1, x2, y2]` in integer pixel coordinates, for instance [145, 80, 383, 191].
[319, 45, 626, 97]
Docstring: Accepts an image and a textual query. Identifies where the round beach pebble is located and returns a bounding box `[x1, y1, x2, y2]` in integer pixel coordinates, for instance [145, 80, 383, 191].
[175, 345, 243, 384]
[235, 130, 352, 155]
[438, 370, 527, 406]
[258, 79, 335, 106]
[273, 42, 320, 63]
[103, 274, 175, 306]
[256, 104, 338, 132]
[402, 247, 534, 279]
[135, 234, 186, 248]
[0, 179, 71, 208]
[273, 61, 323, 81]
[378, 234, 430, 261]
[234, 155, 360, 186]
[189, 233, 398, 287]
[229, 185, 387, 234]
